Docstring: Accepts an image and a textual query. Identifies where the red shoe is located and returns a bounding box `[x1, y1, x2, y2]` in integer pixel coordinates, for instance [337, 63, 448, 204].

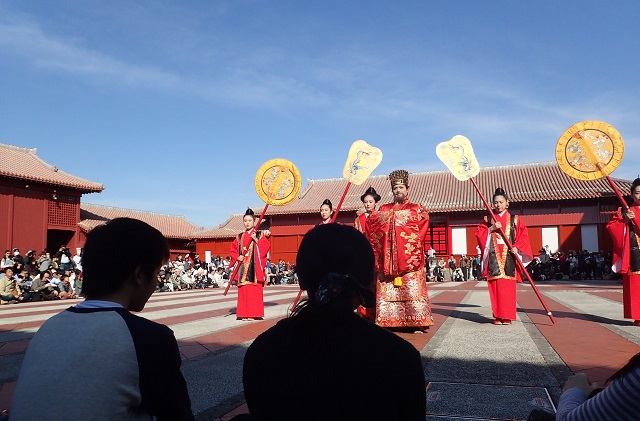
[633, 320, 640, 326]
[501, 319, 512, 325]
[492, 319, 503, 325]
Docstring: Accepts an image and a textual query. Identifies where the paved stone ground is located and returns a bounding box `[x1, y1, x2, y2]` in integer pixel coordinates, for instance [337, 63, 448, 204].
[1, 280, 639, 420]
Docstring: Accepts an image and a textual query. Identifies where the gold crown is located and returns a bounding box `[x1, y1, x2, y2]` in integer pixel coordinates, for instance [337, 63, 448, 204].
[389, 169, 409, 186]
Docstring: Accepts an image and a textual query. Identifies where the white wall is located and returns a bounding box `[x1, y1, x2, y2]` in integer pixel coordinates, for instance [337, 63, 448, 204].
[581, 224, 599, 252]
[541, 227, 559, 253]
[451, 227, 468, 255]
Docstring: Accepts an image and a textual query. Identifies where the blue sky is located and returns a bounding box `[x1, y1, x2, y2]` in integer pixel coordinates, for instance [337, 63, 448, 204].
[1, 1, 639, 228]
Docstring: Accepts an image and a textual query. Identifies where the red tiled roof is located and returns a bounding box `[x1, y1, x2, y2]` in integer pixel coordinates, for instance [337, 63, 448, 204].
[268, 161, 632, 214]
[80, 203, 203, 239]
[192, 211, 269, 239]
[192, 214, 245, 239]
[196, 162, 632, 239]
[0, 143, 104, 193]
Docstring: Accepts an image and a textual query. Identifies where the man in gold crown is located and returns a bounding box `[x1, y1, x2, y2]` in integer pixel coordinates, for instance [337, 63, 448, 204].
[366, 169, 434, 332]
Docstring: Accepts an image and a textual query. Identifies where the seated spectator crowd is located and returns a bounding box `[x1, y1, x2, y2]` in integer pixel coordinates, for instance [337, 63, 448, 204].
[156, 254, 298, 292]
[1, 245, 300, 303]
[0, 247, 82, 304]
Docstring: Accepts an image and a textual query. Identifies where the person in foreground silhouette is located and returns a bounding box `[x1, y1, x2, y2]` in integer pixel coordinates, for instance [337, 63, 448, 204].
[241, 223, 426, 421]
[555, 351, 640, 420]
[10, 218, 194, 421]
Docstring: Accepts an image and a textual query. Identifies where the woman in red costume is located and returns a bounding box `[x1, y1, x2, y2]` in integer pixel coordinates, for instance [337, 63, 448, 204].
[229, 208, 271, 321]
[476, 188, 532, 325]
[355, 186, 381, 320]
[606, 178, 640, 326]
[354, 186, 381, 234]
[319, 199, 333, 225]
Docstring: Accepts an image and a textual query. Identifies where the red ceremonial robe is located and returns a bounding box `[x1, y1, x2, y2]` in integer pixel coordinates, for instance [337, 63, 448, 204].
[606, 207, 640, 320]
[355, 211, 376, 320]
[475, 210, 532, 321]
[366, 198, 434, 328]
[354, 212, 368, 234]
[229, 230, 270, 319]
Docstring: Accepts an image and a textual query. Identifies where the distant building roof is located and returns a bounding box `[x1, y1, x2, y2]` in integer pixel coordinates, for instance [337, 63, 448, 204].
[0, 143, 104, 193]
[80, 203, 203, 239]
[195, 161, 632, 239]
[192, 213, 250, 239]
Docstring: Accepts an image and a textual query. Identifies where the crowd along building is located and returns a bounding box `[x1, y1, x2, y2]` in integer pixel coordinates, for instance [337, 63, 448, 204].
[0, 141, 631, 265]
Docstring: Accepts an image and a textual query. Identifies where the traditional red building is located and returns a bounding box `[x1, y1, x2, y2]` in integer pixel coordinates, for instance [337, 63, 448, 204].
[195, 162, 632, 263]
[79, 203, 202, 259]
[0, 143, 199, 258]
[0, 143, 104, 253]
[2, 141, 629, 265]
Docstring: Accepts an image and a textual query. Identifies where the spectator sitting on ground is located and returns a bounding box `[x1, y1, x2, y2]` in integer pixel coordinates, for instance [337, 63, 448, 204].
[174, 254, 185, 272]
[17, 268, 32, 288]
[193, 254, 202, 269]
[36, 251, 51, 273]
[73, 248, 83, 272]
[24, 250, 37, 275]
[168, 267, 183, 290]
[193, 267, 208, 289]
[212, 267, 225, 288]
[10, 217, 194, 420]
[1, 267, 25, 304]
[30, 271, 58, 301]
[16, 269, 33, 301]
[223, 256, 231, 272]
[242, 223, 426, 420]
[58, 274, 76, 299]
[12, 248, 25, 267]
[49, 256, 59, 272]
[181, 268, 195, 289]
[156, 270, 172, 292]
[183, 254, 192, 271]
[556, 351, 640, 420]
[74, 270, 83, 298]
[1, 250, 14, 269]
[50, 271, 62, 291]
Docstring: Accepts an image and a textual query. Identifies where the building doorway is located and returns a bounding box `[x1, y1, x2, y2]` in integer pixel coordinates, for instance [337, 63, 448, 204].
[46, 229, 75, 254]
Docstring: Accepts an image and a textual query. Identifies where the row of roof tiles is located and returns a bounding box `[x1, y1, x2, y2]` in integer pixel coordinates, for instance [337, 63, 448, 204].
[79, 203, 203, 239]
[194, 162, 632, 238]
[0, 143, 104, 193]
[2, 142, 630, 239]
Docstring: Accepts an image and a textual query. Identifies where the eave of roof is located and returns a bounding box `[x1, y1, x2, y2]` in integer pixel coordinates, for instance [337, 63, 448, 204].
[255, 162, 630, 215]
[80, 203, 203, 239]
[0, 143, 104, 193]
[195, 161, 631, 239]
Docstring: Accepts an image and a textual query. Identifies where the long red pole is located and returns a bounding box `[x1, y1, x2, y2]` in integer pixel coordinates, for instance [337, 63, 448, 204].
[223, 204, 270, 296]
[470, 178, 556, 324]
[330, 182, 352, 223]
[602, 174, 640, 232]
[290, 289, 305, 315]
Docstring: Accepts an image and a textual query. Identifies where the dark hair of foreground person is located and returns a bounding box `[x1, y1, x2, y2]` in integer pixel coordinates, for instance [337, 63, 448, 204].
[241, 223, 426, 421]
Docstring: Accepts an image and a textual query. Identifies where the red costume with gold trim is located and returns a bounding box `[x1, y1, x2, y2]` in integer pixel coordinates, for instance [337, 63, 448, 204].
[355, 211, 376, 320]
[366, 198, 434, 328]
[229, 230, 270, 319]
[476, 211, 532, 321]
[606, 207, 640, 321]
[354, 212, 369, 234]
